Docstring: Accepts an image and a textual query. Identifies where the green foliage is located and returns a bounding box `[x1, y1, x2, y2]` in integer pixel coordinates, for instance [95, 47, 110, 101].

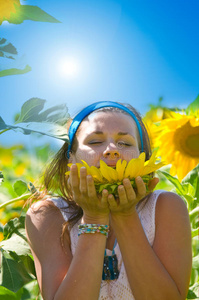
[0, 171, 3, 186]
[0, 98, 70, 141]
[0, 3, 60, 77]
[14, 180, 29, 196]
[5, 4, 61, 25]
[0, 65, 32, 77]
[186, 95, 199, 117]
[0, 38, 31, 77]
[0, 217, 36, 294]
[0, 3, 61, 25]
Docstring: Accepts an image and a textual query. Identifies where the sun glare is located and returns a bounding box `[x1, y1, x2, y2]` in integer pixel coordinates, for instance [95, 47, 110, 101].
[58, 57, 80, 78]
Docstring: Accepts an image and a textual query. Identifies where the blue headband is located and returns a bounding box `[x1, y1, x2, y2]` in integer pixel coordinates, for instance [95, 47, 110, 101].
[67, 101, 144, 158]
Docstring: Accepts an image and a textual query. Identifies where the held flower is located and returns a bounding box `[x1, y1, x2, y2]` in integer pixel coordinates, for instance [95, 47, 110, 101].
[66, 151, 164, 196]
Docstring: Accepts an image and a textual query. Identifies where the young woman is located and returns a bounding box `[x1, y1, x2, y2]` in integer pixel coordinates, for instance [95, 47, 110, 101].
[25, 101, 192, 300]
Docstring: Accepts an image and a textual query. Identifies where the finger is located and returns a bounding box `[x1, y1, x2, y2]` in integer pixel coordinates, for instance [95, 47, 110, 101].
[117, 185, 128, 205]
[148, 177, 159, 192]
[79, 167, 87, 194]
[135, 176, 146, 199]
[123, 178, 136, 202]
[87, 175, 97, 198]
[70, 164, 80, 193]
[101, 189, 109, 208]
[108, 194, 118, 209]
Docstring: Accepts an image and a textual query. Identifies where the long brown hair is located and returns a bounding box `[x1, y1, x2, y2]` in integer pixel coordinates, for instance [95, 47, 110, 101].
[42, 103, 152, 227]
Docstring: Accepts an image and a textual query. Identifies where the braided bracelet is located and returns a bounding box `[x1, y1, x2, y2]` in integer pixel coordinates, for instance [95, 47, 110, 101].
[78, 224, 109, 237]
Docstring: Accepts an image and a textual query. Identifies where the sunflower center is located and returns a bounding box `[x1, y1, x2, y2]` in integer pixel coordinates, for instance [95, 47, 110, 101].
[174, 121, 199, 157]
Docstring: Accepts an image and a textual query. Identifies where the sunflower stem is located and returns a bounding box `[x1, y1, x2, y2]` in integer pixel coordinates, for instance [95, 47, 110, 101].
[0, 193, 31, 209]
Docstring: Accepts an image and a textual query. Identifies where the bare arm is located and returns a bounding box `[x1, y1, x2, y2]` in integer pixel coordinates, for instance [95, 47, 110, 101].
[25, 166, 110, 300]
[109, 181, 192, 300]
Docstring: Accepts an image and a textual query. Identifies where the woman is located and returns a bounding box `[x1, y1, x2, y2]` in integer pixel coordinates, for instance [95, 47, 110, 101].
[25, 101, 192, 300]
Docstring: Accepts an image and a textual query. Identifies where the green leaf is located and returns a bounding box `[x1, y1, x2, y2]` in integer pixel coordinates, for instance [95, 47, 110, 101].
[0, 38, 31, 77]
[182, 165, 199, 199]
[16, 98, 46, 123]
[187, 288, 199, 299]
[0, 64, 31, 77]
[0, 249, 35, 293]
[13, 180, 28, 197]
[0, 171, 4, 186]
[1, 4, 61, 25]
[158, 171, 186, 195]
[182, 183, 196, 198]
[1, 233, 31, 256]
[0, 98, 70, 141]
[0, 38, 17, 59]
[0, 286, 18, 300]
[19, 280, 42, 300]
[186, 95, 199, 117]
[0, 217, 36, 293]
[3, 216, 25, 240]
[192, 228, 199, 238]
[192, 254, 199, 270]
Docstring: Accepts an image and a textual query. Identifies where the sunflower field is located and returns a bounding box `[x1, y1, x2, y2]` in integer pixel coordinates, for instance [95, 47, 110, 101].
[0, 96, 198, 299]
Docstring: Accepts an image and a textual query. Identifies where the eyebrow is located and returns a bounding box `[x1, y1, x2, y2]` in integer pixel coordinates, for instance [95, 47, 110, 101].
[89, 131, 134, 137]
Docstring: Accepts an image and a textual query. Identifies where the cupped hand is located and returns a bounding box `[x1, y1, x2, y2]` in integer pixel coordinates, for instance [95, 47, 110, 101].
[70, 165, 110, 223]
[108, 176, 159, 217]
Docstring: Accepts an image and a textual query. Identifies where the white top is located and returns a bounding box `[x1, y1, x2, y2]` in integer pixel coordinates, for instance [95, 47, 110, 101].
[49, 190, 163, 300]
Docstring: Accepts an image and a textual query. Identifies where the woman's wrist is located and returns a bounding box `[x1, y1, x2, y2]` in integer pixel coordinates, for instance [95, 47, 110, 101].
[110, 208, 138, 224]
[82, 213, 110, 226]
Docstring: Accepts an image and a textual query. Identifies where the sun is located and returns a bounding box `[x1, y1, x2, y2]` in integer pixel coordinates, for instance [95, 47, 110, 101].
[58, 57, 80, 78]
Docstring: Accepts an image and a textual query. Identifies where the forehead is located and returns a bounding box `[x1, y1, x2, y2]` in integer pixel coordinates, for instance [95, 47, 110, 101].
[77, 111, 138, 137]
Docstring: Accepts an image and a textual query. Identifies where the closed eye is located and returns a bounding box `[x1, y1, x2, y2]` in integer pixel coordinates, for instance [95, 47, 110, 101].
[88, 141, 103, 145]
[117, 141, 132, 147]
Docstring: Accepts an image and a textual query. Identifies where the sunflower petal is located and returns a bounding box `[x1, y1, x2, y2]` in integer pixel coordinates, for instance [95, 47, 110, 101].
[81, 160, 91, 175]
[116, 159, 127, 181]
[100, 160, 112, 181]
[90, 166, 103, 182]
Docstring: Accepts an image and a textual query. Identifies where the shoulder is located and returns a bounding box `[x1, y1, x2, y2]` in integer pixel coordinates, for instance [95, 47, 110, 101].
[155, 191, 189, 224]
[154, 190, 191, 248]
[25, 199, 70, 253]
[26, 199, 64, 229]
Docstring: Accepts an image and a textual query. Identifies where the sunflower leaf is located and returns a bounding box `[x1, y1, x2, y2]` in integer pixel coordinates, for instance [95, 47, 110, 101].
[0, 38, 31, 77]
[0, 38, 17, 59]
[158, 171, 186, 195]
[182, 165, 199, 199]
[0, 286, 18, 300]
[186, 95, 199, 117]
[1, 4, 61, 25]
[187, 288, 198, 299]
[0, 98, 70, 141]
[13, 180, 28, 197]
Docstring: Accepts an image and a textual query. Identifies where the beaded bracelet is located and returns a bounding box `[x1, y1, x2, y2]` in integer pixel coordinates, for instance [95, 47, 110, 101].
[78, 224, 109, 237]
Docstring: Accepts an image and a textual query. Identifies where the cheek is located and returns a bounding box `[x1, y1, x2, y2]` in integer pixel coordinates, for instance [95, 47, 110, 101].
[122, 147, 140, 161]
[73, 147, 101, 165]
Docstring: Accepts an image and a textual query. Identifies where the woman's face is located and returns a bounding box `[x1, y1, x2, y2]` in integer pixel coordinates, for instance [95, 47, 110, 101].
[70, 111, 140, 167]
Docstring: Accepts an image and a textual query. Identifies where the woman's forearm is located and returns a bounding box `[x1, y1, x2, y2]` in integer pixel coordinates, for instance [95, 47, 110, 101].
[53, 228, 107, 300]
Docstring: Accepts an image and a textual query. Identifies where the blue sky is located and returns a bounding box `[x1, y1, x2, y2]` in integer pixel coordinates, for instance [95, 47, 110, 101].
[0, 0, 199, 147]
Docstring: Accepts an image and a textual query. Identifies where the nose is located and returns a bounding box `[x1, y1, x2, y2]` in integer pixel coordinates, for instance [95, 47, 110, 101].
[103, 142, 120, 159]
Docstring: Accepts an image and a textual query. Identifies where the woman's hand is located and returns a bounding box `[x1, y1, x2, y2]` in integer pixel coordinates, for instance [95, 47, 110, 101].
[70, 165, 110, 224]
[108, 176, 159, 217]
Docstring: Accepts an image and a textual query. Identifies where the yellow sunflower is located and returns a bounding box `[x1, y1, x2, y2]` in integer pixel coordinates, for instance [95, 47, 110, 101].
[66, 151, 164, 195]
[0, 0, 20, 24]
[151, 111, 199, 181]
